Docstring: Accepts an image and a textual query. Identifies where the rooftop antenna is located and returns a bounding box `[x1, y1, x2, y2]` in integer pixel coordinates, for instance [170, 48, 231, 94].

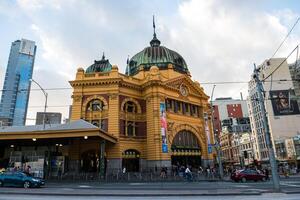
[150, 15, 161, 47]
[153, 15, 156, 38]
[125, 55, 130, 75]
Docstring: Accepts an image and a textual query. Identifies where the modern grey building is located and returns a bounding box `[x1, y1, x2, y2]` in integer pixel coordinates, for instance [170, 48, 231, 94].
[0, 39, 36, 126]
[36, 112, 62, 125]
[248, 58, 300, 162]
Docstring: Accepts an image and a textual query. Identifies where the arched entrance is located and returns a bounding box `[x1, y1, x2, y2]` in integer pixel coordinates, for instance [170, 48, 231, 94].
[171, 130, 201, 168]
[122, 149, 140, 172]
[80, 150, 99, 172]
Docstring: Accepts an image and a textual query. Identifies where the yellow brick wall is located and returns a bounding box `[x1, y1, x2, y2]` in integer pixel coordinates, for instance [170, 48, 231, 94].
[69, 65, 214, 162]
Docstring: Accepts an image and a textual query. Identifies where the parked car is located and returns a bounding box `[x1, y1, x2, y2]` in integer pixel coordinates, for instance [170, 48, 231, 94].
[231, 169, 266, 182]
[0, 172, 45, 188]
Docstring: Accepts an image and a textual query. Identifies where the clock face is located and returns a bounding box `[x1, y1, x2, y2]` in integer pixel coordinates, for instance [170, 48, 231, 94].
[180, 84, 188, 96]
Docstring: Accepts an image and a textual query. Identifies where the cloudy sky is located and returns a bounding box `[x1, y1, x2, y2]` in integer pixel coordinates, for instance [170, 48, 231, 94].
[0, 0, 300, 124]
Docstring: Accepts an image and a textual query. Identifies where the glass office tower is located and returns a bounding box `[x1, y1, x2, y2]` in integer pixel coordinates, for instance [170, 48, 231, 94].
[0, 39, 36, 126]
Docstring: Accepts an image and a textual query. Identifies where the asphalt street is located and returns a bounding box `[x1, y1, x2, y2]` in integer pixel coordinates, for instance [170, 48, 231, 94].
[0, 194, 300, 200]
[1, 177, 300, 199]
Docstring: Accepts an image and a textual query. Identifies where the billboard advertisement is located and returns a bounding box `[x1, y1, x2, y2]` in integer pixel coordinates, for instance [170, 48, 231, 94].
[269, 90, 300, 116]
[204, 113, 212, 154]
[160, 102, 168, 153]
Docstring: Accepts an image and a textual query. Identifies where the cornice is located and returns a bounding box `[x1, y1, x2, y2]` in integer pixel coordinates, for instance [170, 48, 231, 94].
[69, 78, 122, 87]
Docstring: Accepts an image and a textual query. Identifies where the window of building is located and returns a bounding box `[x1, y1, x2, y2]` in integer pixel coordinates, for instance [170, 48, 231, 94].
[91, 119, 105, 129]
[166, 99, 173, 111]
[124, 101, 137, 113]
[184, 103, 189, 114]
[87, 99, 104, 111]
[126, 121, 136, 137]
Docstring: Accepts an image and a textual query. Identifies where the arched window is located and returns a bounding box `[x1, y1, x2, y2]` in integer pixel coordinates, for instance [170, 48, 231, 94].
[172, 130, 200, 150]
[87, 99, 104, 111]
[125, 121, 135, 137]
[123, 101, 137, 113]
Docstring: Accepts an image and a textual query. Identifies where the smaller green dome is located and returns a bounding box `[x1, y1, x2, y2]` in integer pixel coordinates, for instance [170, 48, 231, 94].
[86, 53, 112, 73]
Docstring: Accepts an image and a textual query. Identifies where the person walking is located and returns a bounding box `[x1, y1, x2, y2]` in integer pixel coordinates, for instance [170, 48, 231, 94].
[185, 166, 192, 181]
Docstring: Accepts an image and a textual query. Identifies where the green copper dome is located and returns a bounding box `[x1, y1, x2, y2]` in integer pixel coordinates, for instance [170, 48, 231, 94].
[86, 53, 112, 73]
[126, 21, 189, 76]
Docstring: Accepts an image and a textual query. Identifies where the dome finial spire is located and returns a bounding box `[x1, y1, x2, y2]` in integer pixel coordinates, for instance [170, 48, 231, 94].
[102, 52, 105, 60]
[153, 15, 156, 38]
[150, 15, 161, 47]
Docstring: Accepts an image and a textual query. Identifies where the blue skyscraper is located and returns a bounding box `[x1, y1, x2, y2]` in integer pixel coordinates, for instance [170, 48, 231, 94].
[0, 39, 36, 126]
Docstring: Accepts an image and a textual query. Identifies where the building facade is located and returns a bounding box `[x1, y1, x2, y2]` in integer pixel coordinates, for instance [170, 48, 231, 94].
[0, 26, 214, 178]
[212, 97, 253, 166]
[70, 29, 214, 173]
[212, 97, 249, 136]
[0, 39, 36, 126]
[289, 60, 300, 108]
[248, 58, 300, 162]
[36, 112, 62, 125]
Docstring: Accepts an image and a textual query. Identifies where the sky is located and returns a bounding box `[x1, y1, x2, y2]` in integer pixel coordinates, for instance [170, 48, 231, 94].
[0, 0, 300, 125]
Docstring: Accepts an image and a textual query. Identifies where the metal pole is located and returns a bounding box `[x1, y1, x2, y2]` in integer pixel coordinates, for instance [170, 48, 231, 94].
[43, 93, 48, 130]
[30, 79, 48, 130]
[253, 64, 280, 191]
[210, 85, 224, 180]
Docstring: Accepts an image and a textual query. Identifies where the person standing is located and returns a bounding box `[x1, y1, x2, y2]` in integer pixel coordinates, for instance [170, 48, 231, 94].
[264, 168, 269, 180]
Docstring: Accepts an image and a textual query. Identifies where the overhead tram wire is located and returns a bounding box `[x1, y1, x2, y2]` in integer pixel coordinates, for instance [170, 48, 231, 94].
[271, 17, 300, 58]
[263, 44, 299, 82]
[0, 79, 298, 93]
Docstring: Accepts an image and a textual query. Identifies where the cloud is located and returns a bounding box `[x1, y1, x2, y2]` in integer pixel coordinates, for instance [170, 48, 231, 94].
[2, 0, 300, 124]
[165, 0, 300, 98]
[17, 0, 63, 11]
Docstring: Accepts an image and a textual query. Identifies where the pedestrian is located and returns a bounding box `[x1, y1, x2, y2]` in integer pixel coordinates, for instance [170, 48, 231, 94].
[185, 166, 192, 181]
[206, 166, 211, 179]
[264, 168, 269, 180]
[160, 167, 166, 179]
[25, 165, 31, 175]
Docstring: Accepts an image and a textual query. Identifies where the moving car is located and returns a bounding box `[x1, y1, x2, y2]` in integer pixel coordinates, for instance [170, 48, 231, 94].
[231, 169, 266, 182]
[0, 172, 45, 188]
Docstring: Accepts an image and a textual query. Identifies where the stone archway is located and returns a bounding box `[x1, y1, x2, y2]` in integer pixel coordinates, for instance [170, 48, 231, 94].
[169, 124, 207, 153]
[122, 149, 140, 172]
[170, 129, 202, 168]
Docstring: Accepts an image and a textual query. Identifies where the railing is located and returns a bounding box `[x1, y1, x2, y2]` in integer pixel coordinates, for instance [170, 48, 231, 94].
[119, 112, 146, 121]
[47, 171, 227, 182]
[85, 110, 109, 119]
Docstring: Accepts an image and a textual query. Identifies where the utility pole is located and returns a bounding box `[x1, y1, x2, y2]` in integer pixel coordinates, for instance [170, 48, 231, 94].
[210, 85, 224, 180]
[253, 64, 280, 191]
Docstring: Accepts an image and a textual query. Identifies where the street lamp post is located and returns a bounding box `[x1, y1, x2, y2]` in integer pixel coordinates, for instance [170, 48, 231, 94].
[210, 85, 224, 180]
[30, 79, 48, 130]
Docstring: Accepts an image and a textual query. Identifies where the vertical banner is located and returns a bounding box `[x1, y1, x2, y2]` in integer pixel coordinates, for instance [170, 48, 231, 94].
[204, 115, 212, 154]
[160, 102, 168, 153]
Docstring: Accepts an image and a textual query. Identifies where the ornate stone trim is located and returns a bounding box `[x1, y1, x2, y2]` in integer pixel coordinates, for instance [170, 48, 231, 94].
[120, 97, 142, 114]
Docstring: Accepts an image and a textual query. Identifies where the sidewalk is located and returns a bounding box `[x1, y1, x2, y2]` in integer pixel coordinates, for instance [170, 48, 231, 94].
[0, 187, 263, 197]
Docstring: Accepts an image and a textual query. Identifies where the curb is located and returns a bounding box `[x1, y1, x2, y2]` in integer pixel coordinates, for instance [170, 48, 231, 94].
[0, 192, 262, 197]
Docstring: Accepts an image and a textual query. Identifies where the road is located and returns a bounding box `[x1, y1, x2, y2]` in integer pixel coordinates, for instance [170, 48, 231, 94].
[0, 178, 300, 199]
[0, 194, 300, 200]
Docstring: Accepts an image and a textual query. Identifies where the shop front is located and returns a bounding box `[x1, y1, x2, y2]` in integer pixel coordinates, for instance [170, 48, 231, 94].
[0, 120, 117, 179]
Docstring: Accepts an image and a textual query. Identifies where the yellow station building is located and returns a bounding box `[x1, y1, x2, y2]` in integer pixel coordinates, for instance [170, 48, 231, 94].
[0, 25, 214, 177]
